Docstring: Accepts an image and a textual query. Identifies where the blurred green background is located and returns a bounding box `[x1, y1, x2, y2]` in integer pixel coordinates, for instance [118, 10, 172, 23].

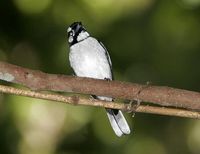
[1, 0, 200, 154]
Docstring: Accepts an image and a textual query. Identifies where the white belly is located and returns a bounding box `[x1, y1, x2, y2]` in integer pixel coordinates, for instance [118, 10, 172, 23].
[69, 37, 112, 80]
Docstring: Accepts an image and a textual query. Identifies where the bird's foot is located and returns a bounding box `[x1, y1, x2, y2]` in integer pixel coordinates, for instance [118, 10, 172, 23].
[104, 77, 111, 81]
[128, 99, 141, 117]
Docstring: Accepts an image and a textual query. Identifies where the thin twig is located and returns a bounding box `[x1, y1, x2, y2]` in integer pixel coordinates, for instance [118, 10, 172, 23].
[0, 84, 200, 119]
[0, 61, 200, 110]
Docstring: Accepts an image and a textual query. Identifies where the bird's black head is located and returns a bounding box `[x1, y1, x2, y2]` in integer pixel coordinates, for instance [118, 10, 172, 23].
[67, 22, 90, 46]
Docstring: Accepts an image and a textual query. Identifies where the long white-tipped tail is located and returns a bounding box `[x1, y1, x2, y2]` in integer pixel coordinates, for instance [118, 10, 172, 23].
[106, 109, 131, 137]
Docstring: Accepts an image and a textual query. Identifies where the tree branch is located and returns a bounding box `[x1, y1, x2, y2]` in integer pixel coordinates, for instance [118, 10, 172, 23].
[0, 61, 200, 111]
[0, 84, 200, 119]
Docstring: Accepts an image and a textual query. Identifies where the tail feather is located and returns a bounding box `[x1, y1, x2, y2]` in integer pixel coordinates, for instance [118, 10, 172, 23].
[106, 109, 131, 137]
[94, 96, 131, 137]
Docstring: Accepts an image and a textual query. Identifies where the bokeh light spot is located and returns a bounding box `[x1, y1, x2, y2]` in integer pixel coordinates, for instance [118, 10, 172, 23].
[181, 0, 200, 8]
[14, 0, 52, 14]
[187, 121, 200, 154]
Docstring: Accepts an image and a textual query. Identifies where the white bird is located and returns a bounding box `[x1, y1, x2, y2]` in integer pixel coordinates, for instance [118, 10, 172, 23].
[67, 22, 131, 137]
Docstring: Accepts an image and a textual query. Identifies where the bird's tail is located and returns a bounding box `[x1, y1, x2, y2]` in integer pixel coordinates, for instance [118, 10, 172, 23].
[106, 109, 131, 137]
[94, 96, 131, 137]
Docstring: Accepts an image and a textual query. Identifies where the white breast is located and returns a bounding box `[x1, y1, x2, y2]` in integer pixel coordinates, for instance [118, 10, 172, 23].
[69, 37, 112, 80]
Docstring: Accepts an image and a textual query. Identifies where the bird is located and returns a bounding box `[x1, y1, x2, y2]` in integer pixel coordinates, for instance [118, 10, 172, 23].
[67, 22, 131, 137]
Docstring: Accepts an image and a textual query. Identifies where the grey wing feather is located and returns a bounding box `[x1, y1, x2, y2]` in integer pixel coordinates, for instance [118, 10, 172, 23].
[99, 41, 112, 67]
[99, 41, 113, 79]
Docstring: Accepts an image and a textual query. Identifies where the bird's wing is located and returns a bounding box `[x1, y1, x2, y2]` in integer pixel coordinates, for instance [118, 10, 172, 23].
[98, 41, 114, 80]
[99, 41, 112, 68]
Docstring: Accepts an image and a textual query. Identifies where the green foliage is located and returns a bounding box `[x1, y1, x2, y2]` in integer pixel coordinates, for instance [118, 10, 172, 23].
[0, 0, 200, 153]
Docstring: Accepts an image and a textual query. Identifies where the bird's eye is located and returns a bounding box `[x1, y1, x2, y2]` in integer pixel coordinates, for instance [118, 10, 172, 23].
[68, 31, 74, 37]
[70, 30, 75, 36]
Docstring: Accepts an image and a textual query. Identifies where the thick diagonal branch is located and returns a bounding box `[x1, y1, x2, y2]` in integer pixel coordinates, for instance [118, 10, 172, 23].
[0, 61, 200, 110]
